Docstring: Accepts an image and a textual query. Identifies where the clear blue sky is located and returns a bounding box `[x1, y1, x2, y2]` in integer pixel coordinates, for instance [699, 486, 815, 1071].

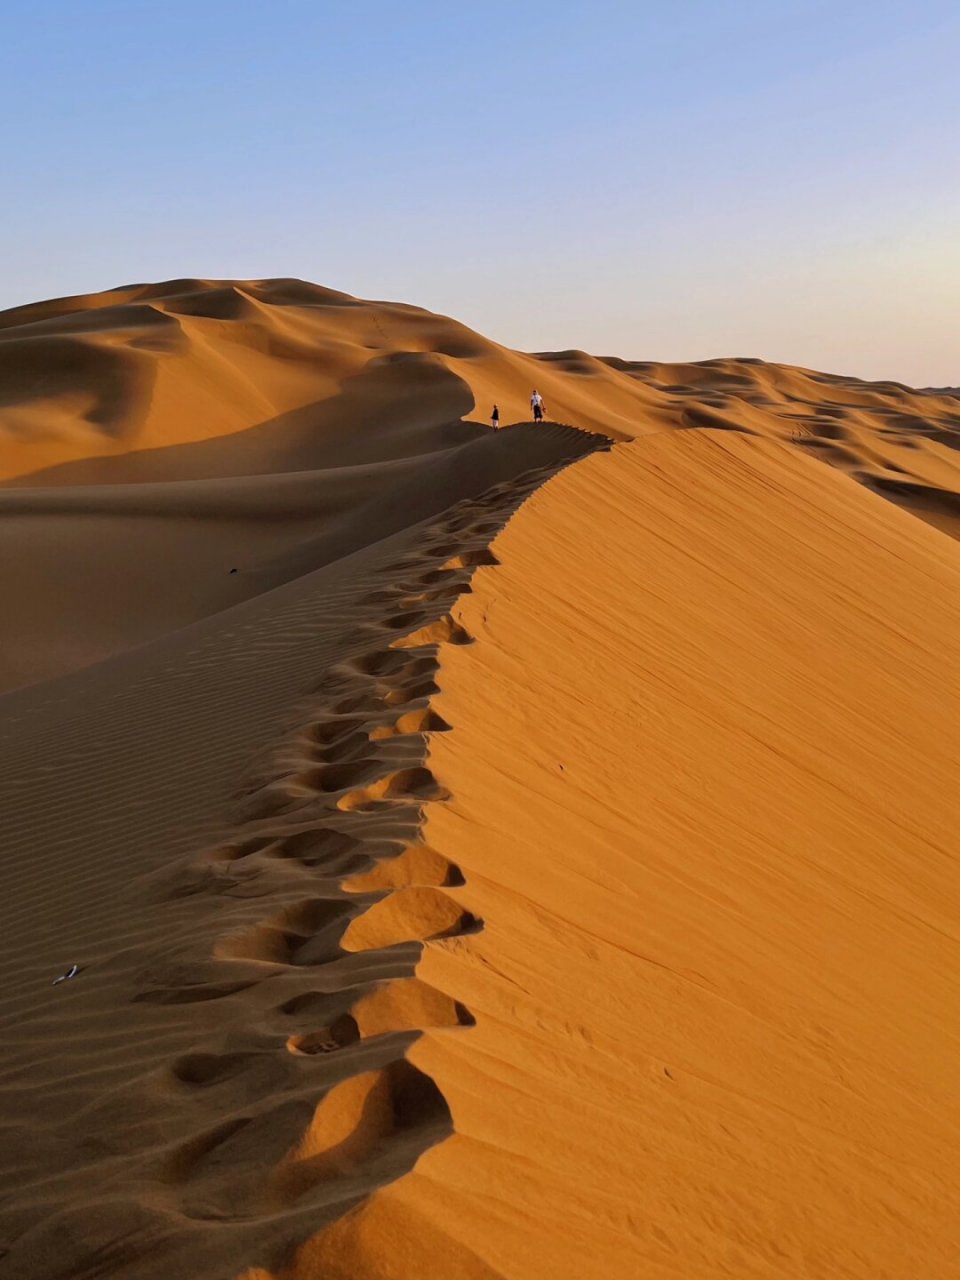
[3, 1, 957, 384]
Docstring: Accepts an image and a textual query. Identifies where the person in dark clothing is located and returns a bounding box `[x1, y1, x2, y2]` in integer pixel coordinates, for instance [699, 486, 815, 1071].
[491, 404, 500, 429]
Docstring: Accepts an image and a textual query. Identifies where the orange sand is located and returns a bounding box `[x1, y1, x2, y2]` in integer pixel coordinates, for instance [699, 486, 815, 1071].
[1, 281, 959, 1279]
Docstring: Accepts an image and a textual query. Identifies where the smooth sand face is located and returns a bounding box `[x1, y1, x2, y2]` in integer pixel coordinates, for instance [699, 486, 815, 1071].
[1, 280, 959, 1279]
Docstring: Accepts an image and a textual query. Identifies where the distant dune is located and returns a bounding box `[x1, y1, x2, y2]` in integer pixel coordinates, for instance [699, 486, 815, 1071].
[0, 280, 958, 1279]
[3, 278, 960, 694]
[3, 279, 959, 490]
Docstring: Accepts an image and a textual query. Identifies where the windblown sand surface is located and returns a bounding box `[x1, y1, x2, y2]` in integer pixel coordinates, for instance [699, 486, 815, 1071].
[1, 280, 959, 1278]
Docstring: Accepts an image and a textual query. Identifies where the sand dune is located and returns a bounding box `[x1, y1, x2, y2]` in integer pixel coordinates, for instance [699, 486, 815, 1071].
[4, 278, 960, 491]
[0, 280, 959, 1278]
[3, 279, 960, 691]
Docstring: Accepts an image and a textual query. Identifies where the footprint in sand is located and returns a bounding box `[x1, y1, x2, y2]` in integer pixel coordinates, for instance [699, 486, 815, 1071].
[214, 897, 361, 967]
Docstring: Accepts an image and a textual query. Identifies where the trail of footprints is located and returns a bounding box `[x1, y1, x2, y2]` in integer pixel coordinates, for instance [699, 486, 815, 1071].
[139, 466, 564, 1234]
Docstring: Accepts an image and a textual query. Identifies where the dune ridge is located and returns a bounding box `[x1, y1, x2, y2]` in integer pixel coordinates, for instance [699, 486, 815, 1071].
[1, 279, 960, 1278]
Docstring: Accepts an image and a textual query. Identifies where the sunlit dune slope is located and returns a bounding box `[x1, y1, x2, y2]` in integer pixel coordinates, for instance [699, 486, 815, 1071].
[287, 431, 960, 1279]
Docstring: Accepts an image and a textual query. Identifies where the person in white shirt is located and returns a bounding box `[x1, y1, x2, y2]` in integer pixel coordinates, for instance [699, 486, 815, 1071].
[530, 390, 545, 422]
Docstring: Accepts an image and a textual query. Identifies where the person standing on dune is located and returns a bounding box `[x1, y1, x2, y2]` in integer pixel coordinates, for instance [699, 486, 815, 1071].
[491, 404, 500, 429]
[531, 389, 545, 423]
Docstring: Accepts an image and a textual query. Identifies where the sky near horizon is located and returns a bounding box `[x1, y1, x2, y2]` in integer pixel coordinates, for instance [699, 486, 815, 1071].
[2, 1, 957, 385]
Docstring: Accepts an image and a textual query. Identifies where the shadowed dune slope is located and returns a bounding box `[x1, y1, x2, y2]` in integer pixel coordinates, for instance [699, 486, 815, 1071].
[0, 423, 605, 1280]
[283, 431, 960, 1279]
[0, 422, 590, 692]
